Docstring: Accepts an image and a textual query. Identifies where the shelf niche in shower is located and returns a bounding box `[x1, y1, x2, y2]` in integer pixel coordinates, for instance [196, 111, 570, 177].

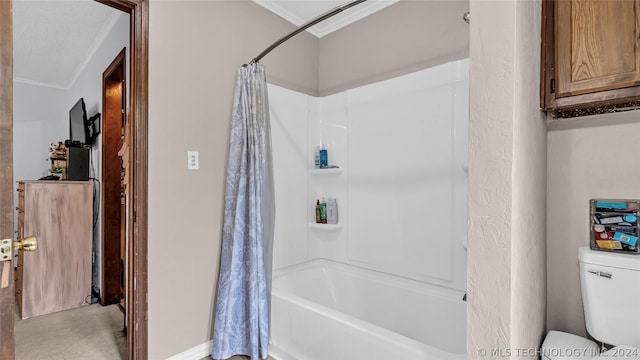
[308, 223, 343, 231]
[309, 168, 342, 176]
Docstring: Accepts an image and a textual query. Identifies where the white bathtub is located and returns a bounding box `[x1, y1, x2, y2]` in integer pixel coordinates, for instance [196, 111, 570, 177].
[269, 259, 466, 360]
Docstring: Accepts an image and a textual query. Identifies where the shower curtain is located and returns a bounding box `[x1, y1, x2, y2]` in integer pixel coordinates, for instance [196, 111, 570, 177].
[212, 63, 275, 360]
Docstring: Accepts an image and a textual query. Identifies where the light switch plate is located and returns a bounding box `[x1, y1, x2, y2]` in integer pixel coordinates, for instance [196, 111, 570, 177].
[187, 151, 199, 170]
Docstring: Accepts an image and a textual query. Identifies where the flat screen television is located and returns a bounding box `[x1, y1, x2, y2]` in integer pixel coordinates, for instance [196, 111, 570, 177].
[69, 98, 101, 146]
[69, 98, 88, 145]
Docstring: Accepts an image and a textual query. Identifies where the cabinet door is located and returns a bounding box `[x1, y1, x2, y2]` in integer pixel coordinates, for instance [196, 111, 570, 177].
[555, 0, 640, 97]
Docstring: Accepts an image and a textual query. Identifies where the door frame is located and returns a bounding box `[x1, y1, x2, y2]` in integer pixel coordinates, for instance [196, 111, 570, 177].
[101, 48, 126, 307]
[0, 1, 149, 359]
[98, 1, 148, 359]
[0, 1, 16, 358]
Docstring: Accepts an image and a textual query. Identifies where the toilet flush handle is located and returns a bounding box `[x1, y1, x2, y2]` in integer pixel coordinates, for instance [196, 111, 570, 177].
[588, 269, 612, 279]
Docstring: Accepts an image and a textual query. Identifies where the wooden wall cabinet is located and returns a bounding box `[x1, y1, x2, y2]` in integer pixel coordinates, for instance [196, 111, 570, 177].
[15, 181, 93, 319]
[541, 0, 640, 117]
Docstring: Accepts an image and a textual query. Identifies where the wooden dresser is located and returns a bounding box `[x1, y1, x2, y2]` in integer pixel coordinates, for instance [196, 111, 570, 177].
[16, 181, 93, 319]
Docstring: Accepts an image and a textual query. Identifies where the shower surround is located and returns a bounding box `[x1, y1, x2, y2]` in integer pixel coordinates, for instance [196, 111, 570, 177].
[268, 58, 469, 359]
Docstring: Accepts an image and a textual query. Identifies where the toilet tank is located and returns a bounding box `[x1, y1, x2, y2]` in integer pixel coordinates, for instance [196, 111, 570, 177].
[579, 247, 640, 347]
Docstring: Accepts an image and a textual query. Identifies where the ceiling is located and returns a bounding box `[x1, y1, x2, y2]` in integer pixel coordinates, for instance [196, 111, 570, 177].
[253, 0, 398, 37]
[13, 0, 393, 88]
[13, 0, 122, 89]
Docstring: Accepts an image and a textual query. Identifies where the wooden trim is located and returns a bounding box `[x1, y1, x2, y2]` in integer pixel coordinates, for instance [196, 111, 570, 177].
[540, 0, 555, 110]
[104, 47, 127, 81]
[553, 85, 640, 110]
[554, 0, 571, 97]
[101, 48, 126, 306]
[97, 1, 148, 359]
[0, 1, 15, 358]
[127, 2, 149, 359]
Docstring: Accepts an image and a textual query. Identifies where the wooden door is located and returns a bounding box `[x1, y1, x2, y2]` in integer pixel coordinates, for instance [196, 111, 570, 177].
[0, 1, 15, 358]
[102, 49, 126, 306]
[555, 0, 640, 97]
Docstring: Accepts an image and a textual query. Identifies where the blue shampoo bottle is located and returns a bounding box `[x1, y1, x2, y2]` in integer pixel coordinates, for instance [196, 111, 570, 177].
[319, 145, 328, 168]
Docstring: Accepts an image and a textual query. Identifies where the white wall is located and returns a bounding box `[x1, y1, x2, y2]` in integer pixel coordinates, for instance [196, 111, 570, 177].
[13, 83, 69, 182]
[271, 59, 469, 292]
[511, 0, 548, 352]
[547, 112, 640, 337]
[467, 0, 547, 357]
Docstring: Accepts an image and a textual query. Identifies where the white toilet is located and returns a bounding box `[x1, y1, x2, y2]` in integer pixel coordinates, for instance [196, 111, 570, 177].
[542, 247, 640, 359]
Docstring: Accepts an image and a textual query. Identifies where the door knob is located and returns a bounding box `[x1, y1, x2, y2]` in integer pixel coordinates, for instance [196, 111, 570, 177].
[14, 236, 37, 252]
[0, 236, 37, 261]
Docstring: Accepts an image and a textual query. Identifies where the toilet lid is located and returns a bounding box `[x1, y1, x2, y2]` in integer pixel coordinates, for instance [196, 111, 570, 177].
[542, 331, 600, 360]
[592, 346, 640, 360]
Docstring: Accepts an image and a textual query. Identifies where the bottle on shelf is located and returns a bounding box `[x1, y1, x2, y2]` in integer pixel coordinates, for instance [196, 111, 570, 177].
[315, 199, 321, 224]
[326, 198, 338, 224]
[319, 145, 328, 169]
[320, 198, 327, 224]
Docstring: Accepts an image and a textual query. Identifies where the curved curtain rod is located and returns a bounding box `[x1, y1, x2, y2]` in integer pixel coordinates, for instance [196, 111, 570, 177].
[248, 0, 368, 65]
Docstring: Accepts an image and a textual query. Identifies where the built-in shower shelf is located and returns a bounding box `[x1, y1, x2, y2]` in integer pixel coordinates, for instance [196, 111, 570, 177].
[309, 168, 342, 176]
[308, 223, 343, 231]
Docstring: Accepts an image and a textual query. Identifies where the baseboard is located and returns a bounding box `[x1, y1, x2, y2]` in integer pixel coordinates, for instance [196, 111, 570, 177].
[165, 340, 280, 360]
[166, 340, 211, 360]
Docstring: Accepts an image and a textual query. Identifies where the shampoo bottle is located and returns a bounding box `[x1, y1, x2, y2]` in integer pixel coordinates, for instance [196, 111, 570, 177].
[315, 199, 321, 223]
[319, 145, 328, 169]
[320, 198, 327, 224]
[326, 198, 338, 224]
[314, 147, 320, 169]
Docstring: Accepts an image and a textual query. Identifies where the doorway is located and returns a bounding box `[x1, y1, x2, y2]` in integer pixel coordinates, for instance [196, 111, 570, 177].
[0, 0, 148, 359]
[102, 48, 127, 308]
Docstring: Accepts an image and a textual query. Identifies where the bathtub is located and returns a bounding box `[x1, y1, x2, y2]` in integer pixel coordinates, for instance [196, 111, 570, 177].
[269, 259, 466, 360]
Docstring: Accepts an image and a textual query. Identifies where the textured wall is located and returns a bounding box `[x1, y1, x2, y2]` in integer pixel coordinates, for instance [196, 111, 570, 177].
[511, 0, 547, 354]
[547, 113, 640, 337]
[467, 0, 547, 357]
[467, 0, 515, 355]
[148, 1, 318, 358]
